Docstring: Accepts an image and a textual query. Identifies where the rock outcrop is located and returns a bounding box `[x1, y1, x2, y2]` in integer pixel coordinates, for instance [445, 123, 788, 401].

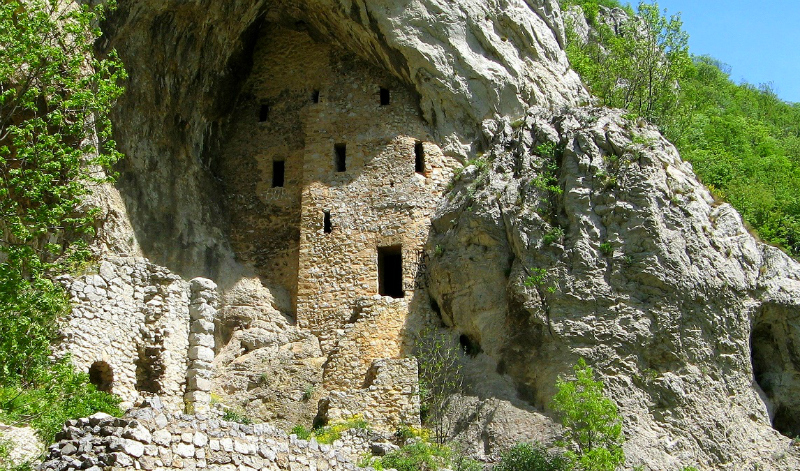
[0, 423, 43, 468]
[427, 107, 800, 469]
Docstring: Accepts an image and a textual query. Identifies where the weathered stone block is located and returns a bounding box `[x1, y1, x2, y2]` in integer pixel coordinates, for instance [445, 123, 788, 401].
[174, 442, 196, 458]
[152, 429, 171, 446]
[188, 346, 214, 362]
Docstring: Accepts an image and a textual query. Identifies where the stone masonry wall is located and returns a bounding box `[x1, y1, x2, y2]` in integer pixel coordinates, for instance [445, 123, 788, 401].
[215, 24, 459, 340]
[40, 407, 380, 471]
[210, 23, 460, 431]
[59, 258, 192, 411]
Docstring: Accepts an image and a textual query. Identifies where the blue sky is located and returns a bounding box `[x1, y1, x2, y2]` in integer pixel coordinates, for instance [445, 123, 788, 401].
[627, 1, 800, 103]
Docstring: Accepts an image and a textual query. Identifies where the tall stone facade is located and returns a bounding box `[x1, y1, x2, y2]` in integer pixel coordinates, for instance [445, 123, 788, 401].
[213, 25, 460, 428]
[59, 259, 192, 411]
[60, 24, 459, 431]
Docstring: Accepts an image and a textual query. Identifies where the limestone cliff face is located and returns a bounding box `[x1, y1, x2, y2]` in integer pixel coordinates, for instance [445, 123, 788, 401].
[428, 108, 800, 468]
[101, 0, 585, 279]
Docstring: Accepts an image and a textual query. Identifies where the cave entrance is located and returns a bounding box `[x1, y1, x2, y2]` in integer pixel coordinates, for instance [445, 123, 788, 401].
[89, 361, 113, 393]
[751, 314, 800, 438]
[378, 245, 404, 298]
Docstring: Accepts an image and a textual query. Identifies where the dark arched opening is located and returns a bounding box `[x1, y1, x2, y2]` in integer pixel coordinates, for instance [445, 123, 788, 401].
[751, 306, 800, 438]
[89, 361, 114, 393]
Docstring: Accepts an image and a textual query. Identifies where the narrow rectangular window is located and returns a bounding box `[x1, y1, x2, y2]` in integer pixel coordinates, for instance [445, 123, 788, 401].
[312, 90, 320, 103]
[323, 211, 332, 233]
[415, 141, 425, 174]
[259, 104, 269, 122]
[272, 160, 285, 187]
[378, 245, 404, 298]
[335, 143, 347, 172]
[380, 88, 390, 106]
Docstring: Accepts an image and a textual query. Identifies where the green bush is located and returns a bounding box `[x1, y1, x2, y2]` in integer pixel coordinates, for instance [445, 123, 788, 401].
[377, 441, 453, 471]
[290, 416, 369, 444]
[222, 410, 252, 425]
[552, 359, 625, 471]
[494, 443, 569, 471]
[290, 425, 312, 440]
[314, 416, 369, 444]
[0, 362, 121, 443]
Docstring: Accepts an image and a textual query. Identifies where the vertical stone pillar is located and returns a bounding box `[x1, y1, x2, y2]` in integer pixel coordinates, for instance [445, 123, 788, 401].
[185, 278, 218, 414]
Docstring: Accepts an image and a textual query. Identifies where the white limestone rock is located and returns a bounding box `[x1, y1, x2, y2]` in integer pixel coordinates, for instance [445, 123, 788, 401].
[427, 107, 800, 470]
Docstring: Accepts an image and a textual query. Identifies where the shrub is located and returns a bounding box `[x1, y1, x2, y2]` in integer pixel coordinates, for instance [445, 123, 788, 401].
[290, 425, 312, 440]
[0, 362, 121, 443]
[494, 443, 569, 471]
[292, 416, 369, 444]
[378, 441, 452, 471]
[314, 415, 369, 444]
[414, 327, 464, 442]
[222, 409, 252, 425]
[552, 359, 625, 471]
[543, 226, 566, 246]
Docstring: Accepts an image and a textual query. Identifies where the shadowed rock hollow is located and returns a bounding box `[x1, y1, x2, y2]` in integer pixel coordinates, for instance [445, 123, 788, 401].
[100, 0, 585, 280]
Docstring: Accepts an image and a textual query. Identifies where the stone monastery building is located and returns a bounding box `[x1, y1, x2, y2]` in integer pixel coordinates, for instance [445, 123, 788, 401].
[60, 24, 460, 429]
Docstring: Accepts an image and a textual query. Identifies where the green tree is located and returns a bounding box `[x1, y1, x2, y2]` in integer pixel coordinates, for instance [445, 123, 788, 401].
[563, 1, 800, 258]
[566, 2, 691, 128]
[551, 359, 625, 471]
[0, 0, 125, 441]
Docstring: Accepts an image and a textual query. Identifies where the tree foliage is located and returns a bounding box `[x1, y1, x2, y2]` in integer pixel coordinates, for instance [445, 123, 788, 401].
[551, 359, 625, 471]
[562, 1, 800, 258]
[565, 1, 691, 127]
[494, 442, 570, 471]
[0, 0, 125, 441]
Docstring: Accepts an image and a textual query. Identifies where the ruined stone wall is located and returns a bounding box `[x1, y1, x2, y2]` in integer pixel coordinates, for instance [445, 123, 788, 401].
[60, 258, 192, 411]
[40, 408, 378, 471]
